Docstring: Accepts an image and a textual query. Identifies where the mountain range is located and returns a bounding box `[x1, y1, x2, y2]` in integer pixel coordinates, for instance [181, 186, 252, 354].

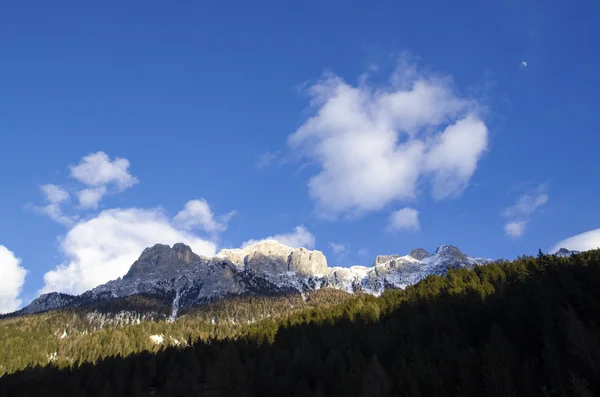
[18, 241, 498, 318]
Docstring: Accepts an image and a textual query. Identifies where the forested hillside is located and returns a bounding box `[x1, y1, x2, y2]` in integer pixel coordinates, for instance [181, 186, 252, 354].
[1, 250, 600, 396]
[0, 289, 353, 376]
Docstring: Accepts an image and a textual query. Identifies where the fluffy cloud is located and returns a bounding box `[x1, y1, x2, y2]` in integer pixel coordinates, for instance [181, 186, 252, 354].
[41, 184, 69, 203]
[41, 205, 219, 295]
[502, 185, 548, 238]
[173, 199, 235, 233]
[70, 151, 138, 190]
[288, 60, 488, 218]
[388, 207, 420, 231]
[77, 187, 107, 210]
[0, 245, 27, 314]
[425, 117, 488, 199]
[34, 152, 139, 223]
[550, 229, 600, 253]
[70, 152, 138, 208]
[242, 226, 315, 249]
[35, 184, 77, 226]
[504, 221, 526, 238]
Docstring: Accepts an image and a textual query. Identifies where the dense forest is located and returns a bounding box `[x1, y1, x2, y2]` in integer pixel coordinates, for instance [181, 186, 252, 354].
[1, 250, 600, 396]
[0, 289, 353, 376]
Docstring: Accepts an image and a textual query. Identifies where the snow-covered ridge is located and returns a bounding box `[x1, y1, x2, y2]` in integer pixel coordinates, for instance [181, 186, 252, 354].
[554, 248, 580, 257]
[20, 241, 495, 317]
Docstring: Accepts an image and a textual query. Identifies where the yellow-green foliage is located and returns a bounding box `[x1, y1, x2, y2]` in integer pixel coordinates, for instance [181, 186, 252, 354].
[0, 289, 352, 376]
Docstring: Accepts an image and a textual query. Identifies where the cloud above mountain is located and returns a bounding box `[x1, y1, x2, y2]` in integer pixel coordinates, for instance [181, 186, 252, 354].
[242, 226, 315, 249]
[70, 151, 138, 209]
[388, 207, 420, 231]
[174, 199, 237, 233]
[550, 228, 600, 253]
[288, 59, 488, 219]
[41, 204, 221, 295]
[28, 151, 239, 296]
[35, 184, 78, 226]
[32, 152, 139, 224]
[0, 245, 27, 314]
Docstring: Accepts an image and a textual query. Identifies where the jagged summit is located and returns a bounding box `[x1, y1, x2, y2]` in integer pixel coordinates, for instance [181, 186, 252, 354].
[125, 243, 202, 280]
[409, 248, 430, 260]
[435, 244, 463, 255]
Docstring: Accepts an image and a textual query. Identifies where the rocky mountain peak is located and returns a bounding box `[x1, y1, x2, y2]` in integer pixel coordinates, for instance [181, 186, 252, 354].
[125, 243, 201, 280]
[373, 255, 400, 266]
[218, 240, 328, 276]
[409, 248, 430, 260]
[172, 243, 197, 263]
[21, 292, 78, 315]
[434, 245, 467, 259]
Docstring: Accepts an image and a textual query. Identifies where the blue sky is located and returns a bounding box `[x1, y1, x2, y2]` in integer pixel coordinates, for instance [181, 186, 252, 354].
[1, 0, 600, 312]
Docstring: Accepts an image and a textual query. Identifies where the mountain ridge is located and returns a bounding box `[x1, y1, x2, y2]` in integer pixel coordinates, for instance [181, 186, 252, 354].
[17, 241, 499, 317]
[22, 243, 588, 319]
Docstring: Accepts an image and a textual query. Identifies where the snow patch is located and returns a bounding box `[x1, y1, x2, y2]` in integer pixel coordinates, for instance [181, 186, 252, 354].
[150, 334, 164, 344]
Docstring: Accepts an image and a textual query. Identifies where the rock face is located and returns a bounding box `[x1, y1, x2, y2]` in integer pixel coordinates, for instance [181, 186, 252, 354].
[232, 240, 292, 275]
[20, 292, 79, 315]
[218, 240, 328, 277]
[373, 255, 400, 266]
[19, 241, 495, 317]
[125, 243, 202, 280]
[409, 248, 430, 261]
[288, 248, 328, 276]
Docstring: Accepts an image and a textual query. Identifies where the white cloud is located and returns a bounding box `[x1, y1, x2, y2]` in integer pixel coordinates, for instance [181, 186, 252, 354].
[70, 152, 138, 190]
[504, 221, 526, 238]
[550, 229, 600, 253]
[34, 184, 77, 226]
[0, 245, 27, 314]
[357, 248, 369, 256]
[173, 199, 234, 233]
[329, 242, 347, 255]
[502, 190, 548, 219]
[77, 187, 107, 209]
[41, 184, 69, 204]
[41, 204, 218, 295]
[288, 59, 488, 218]
[35, 204, 78, 226]
[34, 152, 139, 223]
[425, 117, 488, 199]
[70, 152, 138, 208]
[242, 226, 315, 249]
[502, 185, 548, 238]
[388, 207, 420, 231]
